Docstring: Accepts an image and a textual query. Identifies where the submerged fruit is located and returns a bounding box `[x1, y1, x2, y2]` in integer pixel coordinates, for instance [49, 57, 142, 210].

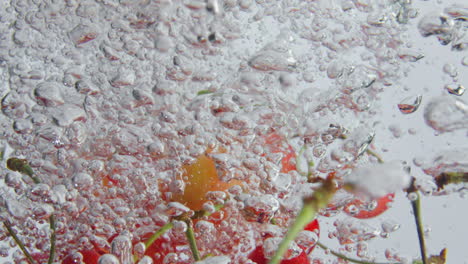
[248, 219, 319, 264]
[344, 193, 395, 219]
[171, 154, 241, 211]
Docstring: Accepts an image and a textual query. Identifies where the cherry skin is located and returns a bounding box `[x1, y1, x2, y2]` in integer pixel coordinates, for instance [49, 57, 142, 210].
[344, 193, 395, 219]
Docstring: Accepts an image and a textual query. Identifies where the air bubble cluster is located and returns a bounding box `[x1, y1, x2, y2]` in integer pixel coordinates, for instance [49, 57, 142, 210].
[0, 0, 450, 263]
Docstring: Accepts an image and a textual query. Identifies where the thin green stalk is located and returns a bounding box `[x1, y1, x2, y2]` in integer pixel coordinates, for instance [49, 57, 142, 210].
[132, 222, 175, 262]
[184, 219, 201, 261]
[144, 222, 174, 249]
[6, 158, 40, 183]
[191, 204, 224, 219]
[6, 159, 59, 264]
[269, 177, 336, 264]
[269, 201, 317, 264]
[48, 215, 56, 264]
[3, 221, 37, 264]
[316, 241, 401, 264]
[366, 149, 384, 164]
[410, 192, 428, 264]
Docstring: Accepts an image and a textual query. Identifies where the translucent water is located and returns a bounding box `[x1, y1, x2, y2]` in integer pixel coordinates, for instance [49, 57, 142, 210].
[0, 0, 466, 263]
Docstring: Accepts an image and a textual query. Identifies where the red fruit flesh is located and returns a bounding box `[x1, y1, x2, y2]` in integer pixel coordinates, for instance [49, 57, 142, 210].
[344, 193, 395, 219]
[248, 245, 310, 264]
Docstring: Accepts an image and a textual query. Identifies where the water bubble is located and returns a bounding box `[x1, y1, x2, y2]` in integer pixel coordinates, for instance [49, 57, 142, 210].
[295, 230, 319, 252]
[407, 192, 418, 201]
[2, 92, 30, 119]
[52, 104, 86, 127]
[32, 204, 54, 220]
[0, 246, 9, 258]
[163, 253, 179, 264]
[165, 202, 191, 217]
[398, 95, 422, 114]
[69, 24, 99, 46]
[462, 56, 468, 66]
[133, 242, 146, 260]
[381, 219, 401, 233]
[424, 96, 468, 133]
[6, 199, 29, 219]
[173, 220, 188, 233]
[194, 256, 231, 264]
[445, 84, 465, 96]
[443, 63, 458, 78]
[340, 65, 377, 94]
[367, 12, 388, 27]
[34, 82, 65, 107]
[398, 49, 424, 62]
[264, 237, 301, 260]
[243, 194, 279, 223]
[249, 51, 296, 72]
[327, 61, 344, 79]
[29, 183, 51, 201]
[111, 235, 132, 264]
[356, 242, 368, 258]
[334, 219, 380, 245]
[388, 124, 404, 139]
[110, 69, 136, 88]
[98, 254, 120, 264]
[5, 172, 25, 190]
[418, 12, 455, 45]
[342, 129, 375, 157]
[72, 172, 94, 191]
[137, 256, 153, 264]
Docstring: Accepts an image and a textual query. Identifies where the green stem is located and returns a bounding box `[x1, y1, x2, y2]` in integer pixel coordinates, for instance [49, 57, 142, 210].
[316, 241, 401, 264]
[269, 177, 336, 264]
[191, 204, 224, 219]
[410, 192, 428, 264]
[296, 145, 308, 177]
[6, 158, 40, 183]
[144, 222, 174, 249]
[366, 149, 384, 164]
[269, 201, 316, 264]
[3, 221, 37, 264]
[137, 204, 225, 261]
[48, 215, 56, 264]
[184, 219, 201, 261]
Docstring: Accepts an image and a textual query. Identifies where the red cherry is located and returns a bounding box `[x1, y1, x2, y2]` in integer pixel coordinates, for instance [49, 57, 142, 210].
[344, 193, 395, 219]
[143, 235, 178, 264]
[304, 219, 319, 232]
[248, 245, 310, 264]
[248, 219, 318, 264]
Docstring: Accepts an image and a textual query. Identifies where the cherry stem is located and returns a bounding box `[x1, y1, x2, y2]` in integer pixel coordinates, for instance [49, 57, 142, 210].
[366, 149, 384, 164]
[3, 221, 37, 264]
[7, 158, 40, 184]
[184, 219, 201, 261]
[144, 222, 174, 249]
[268, 177, 336, 264]
[434, 171, 468, 191]
[141, 203, 225, 262]
[48, 215, 56, 264]
[6, 158, 57, 264]
[316, 241, 401, 264]
[410, 191, 428, 264]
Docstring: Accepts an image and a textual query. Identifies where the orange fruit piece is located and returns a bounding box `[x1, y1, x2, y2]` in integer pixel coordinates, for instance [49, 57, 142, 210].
[171, 154, 241, 211]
